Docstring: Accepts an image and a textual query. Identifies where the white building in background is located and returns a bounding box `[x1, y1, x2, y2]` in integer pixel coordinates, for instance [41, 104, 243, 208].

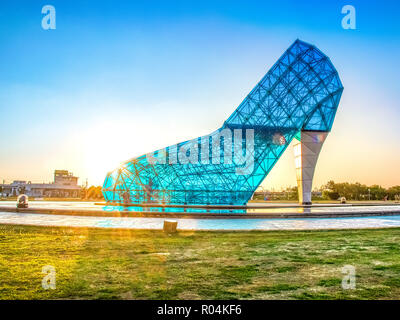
[0, 170, 81, 198]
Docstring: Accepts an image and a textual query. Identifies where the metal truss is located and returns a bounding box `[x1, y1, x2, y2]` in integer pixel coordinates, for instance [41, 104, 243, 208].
[102, 39, 343, 205]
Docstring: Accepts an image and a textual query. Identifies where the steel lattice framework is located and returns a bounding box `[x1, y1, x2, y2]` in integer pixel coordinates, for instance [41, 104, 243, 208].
[102, 40, 343, 205]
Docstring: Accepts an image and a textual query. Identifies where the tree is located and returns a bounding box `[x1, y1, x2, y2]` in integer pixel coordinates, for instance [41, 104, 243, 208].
[369, 185, 386, 200]
[388, 186, 400, 200]
[83, 186, 104, 200]
[321, 181, 392, 201]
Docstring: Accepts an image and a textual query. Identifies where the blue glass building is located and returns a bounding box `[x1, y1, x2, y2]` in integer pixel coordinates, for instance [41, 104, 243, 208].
[102, 40, 343, 205]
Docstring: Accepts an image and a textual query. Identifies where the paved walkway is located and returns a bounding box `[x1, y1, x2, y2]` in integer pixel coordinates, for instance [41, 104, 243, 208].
[2, 211, 400, 231]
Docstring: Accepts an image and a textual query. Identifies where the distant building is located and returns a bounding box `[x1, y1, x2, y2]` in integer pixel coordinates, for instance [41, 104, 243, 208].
[0, 170, 81, 198]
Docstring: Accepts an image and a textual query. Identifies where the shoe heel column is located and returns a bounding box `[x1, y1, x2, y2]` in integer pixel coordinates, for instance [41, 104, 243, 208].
[293, 131, 329, 205]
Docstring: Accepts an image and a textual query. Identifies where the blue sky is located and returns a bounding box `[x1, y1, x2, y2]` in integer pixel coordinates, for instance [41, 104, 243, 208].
[0, 0, 399, 188]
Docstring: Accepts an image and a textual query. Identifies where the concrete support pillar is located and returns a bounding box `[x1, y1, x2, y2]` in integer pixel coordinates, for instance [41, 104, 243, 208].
[293, 131, 329, 205]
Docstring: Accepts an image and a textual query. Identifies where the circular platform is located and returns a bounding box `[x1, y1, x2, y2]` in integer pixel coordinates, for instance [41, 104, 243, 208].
[0, 201, 399, 218]
[0, 201, 400, 231]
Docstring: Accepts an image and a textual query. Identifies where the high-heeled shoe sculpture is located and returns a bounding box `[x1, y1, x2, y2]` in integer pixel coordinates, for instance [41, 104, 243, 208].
[103, 39, 343, 206]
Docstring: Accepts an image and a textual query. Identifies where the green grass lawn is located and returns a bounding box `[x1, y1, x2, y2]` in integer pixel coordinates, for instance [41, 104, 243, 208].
[1, 224, 400, 300]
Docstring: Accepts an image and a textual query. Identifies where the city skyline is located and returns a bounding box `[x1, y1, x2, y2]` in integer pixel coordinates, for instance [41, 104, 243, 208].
[1, 0, 399, 189]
